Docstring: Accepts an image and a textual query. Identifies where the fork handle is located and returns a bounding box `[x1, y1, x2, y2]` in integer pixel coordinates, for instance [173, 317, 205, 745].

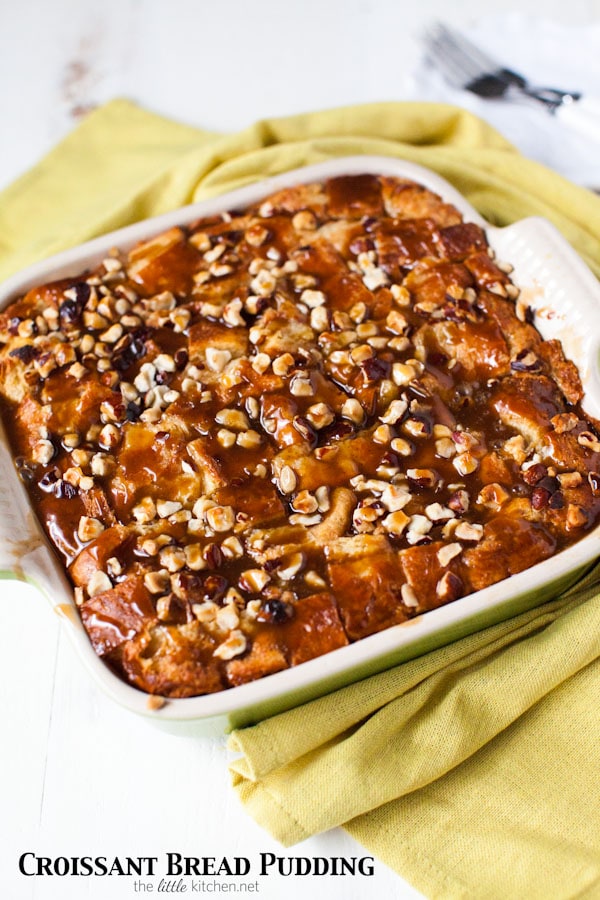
[555, 96, 600, 145]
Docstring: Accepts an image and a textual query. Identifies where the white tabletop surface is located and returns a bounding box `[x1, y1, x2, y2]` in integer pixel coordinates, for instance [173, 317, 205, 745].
[2, 2, 600, 899]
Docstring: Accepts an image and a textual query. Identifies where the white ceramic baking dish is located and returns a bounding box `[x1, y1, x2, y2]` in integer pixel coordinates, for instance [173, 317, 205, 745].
[1, 156, 600, 735]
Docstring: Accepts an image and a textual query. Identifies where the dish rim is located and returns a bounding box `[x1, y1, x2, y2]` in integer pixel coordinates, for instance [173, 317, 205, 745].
[1, 153, 600, 723]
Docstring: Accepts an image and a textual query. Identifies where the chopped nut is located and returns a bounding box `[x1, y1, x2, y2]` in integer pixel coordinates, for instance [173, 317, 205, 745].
[279, 465, 297, 494]
[291, 490, 319, 515]
[435, 438, 456, 459]
[390, 437, 413, 456]
[98, 423, 121, 450]
[407, 468, 438, 488]
[144, 570, 171, 594]
[386, 310, 408, 334]
[290, 374, 315, 397]
[349, 301, 367, 324]
[215, 408, 250, 431]
[566, 504, 588, 529]
[341, 398, 365, 424]
[437, 542, 462, 567]
[88, 570, 113, 597]
[250, 269, 277, 297]
[156, 594, 173, 622]
[454, 522, 484, 542]
[206, 347, 232, 373]
[210, 262, 234, 278]
[213, 630, 247, 660]
[200, 301, 223, 319]
[67, 361, 88, 380]
[380, 398, 408, 425]
[401, 584, 419, 608]
[193, 600, 219, 623]
[578, 431, 600, 452]
[425, 503, 455, 522]
[551, 413, 579, 434]
[83, 311, 109, 330]
[251, 352, 271, 374]
[362, 266, 388, 290]
[106, 557, 123, 577]
[216, 603, 240, 632]
[206, 505, 235, 533]
[170, 307, 192, 332]
[246, 224, 270, 246]
[403, 417, 430, 439]
[289, 512, 322, 526]
[381, 484, 411, 511]
[300, 289, 326, 308]
[503, 434, 528, 464]
[189, 231, 211, 252]
[102, 256, 123, 274]
[147, 695, 166, 711]
[272, 352, 295, 376]
[476, 483, 510, 510]
[63, 466, 83, 487]
[100, 323, 123, 344]
[217, 428, 237, 449]
[356, 322, 379, 339]
[388, 336, 410, 353]
[315, 485, 330, 512]
[245, 396, 260, 419]
[373, 424, 393, 444]
[158, 545, 186, 572]
[558, 471, 583, 489]
[292, 210, 317, 232]
[304, 570, 327, 589]
[77, 516, 105, 542]
[236, 429, 262, 449]
[310, 306, 330, 332]
[305, 402, 334, 430]
[382, 510, 410, 535]
[240, 568, 271, 592]
[156, 499, 182, 519]
[33, 439, 56, 465]
[204, 242, 226, 264]
[220, 536, 244, 558]
[154, 353, 176, 373]
[436, 571, 463, 602]
[277, 552, 305, 580]
[147, 291, 176, 312]
[62, 432, 80, 449]
[406, 514, 433, 544]
[453, 452, 479, 476]
[69, 447, 89, 467]
[182, 544, 206, 571]
[391, 284, 411, 306]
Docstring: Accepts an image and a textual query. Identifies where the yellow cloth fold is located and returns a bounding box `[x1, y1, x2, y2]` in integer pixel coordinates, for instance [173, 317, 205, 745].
[2, 98, 600, 900]
[230, 570, 600, 899]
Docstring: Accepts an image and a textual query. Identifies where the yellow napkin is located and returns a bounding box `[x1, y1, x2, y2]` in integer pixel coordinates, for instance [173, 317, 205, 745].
[2, 98, 600, 900]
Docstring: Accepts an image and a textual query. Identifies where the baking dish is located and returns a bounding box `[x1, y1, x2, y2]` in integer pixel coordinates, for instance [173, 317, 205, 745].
[1, 155, 600, 735]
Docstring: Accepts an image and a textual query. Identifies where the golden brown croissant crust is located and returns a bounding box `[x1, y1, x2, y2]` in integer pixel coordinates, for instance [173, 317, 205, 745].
[1, 173, 600, 697]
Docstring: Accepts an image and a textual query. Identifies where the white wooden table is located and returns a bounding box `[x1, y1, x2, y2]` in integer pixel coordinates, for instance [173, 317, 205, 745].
[2, 2, 599, 898]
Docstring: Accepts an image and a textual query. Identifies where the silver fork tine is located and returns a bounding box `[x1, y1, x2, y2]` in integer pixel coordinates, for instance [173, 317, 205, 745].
[423, 46, 473, 88]
[427, 38, 482, 88]
[429, 24, 500, 80]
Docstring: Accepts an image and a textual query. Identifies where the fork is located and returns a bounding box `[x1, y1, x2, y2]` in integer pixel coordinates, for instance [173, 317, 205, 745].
[424, 23, 600, 145]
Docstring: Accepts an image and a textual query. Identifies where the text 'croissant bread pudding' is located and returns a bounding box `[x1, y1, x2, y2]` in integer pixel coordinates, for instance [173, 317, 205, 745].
[1, 173, 600, 698]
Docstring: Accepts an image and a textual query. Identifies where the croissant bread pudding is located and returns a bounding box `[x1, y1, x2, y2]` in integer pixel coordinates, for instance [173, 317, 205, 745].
[1, 173, 600, 698]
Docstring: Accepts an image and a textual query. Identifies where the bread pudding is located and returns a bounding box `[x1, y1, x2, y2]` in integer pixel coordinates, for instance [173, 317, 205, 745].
[1, 172, 599, 698]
